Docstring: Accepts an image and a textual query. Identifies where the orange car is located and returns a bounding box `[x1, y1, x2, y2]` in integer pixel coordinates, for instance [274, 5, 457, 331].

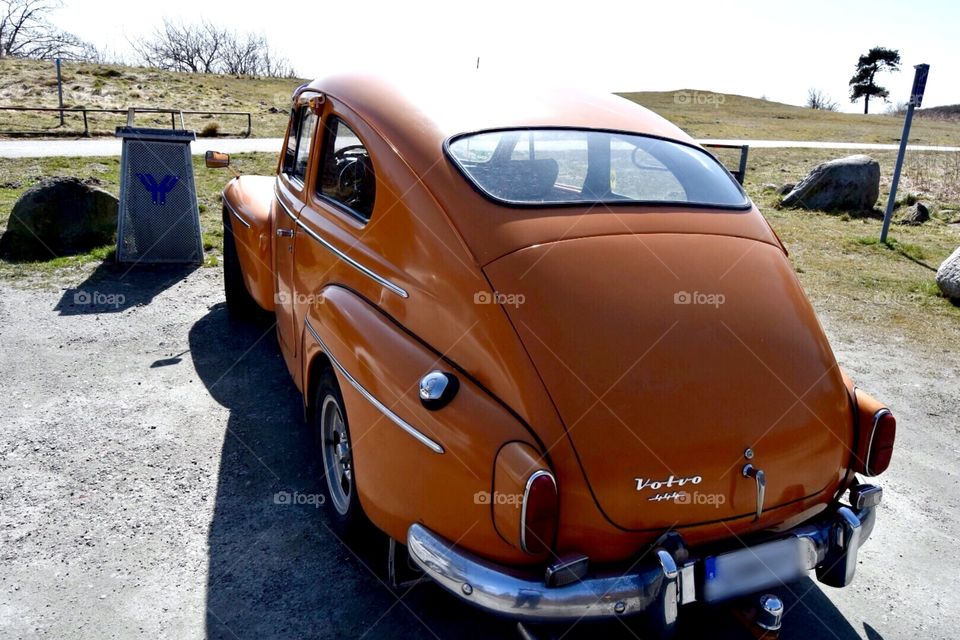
[210, 74, 896, 633]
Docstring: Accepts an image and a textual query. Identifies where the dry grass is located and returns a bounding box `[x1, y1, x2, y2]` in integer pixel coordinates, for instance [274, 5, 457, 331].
[0, 58, 303, 138]
[743, 148, 960, 349]
[620, 90, 960, 146]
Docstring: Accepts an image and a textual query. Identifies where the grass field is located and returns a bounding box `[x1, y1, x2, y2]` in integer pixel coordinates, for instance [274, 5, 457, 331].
[2, 58, 960, 146]
[620, 90, 960, 146]
[0, 145, 957, 348]
[0, 58, 303, 138]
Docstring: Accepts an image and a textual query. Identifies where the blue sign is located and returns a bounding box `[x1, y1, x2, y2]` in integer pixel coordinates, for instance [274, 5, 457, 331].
[136, 173, 179, 205]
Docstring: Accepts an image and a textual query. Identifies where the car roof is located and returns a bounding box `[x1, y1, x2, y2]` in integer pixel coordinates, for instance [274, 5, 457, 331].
[301, 73, 695, 173]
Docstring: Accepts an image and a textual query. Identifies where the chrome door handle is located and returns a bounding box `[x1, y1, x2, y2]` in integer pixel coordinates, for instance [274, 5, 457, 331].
[742, 463, 766, 521]
[276, 228, 294, 238]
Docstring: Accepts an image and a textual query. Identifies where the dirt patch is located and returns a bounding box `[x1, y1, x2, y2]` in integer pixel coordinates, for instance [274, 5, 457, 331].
[0, 266, 957, 639]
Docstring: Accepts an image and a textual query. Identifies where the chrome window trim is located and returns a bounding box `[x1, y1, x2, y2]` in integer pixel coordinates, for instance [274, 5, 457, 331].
[304, 319, 442, 454]
[223, 198, 251, 228]
[520, 469, 557, 554]
[295, 217, 408, 298]
[274, 183, 301, 222]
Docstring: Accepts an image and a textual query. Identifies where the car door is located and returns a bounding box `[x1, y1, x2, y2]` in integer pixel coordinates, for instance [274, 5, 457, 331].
[275, 104, 318, 367]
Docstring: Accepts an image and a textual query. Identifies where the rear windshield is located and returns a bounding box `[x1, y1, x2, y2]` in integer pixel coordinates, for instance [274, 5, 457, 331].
[446, 129, 749, 208]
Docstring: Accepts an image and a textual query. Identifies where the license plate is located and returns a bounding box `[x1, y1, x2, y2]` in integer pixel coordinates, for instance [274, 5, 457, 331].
[703, 537, 806, 603]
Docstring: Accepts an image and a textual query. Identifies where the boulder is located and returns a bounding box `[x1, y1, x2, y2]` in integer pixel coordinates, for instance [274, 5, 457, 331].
[936, 246, 960, 301]
[897, 202, 930, 225]
[782, 155, 880, 212]
[777, 183, 796, 195]
[0, 177, 117, 261]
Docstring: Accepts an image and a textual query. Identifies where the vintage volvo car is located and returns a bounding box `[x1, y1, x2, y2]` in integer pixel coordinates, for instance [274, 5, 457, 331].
[209, 74, 896, 634]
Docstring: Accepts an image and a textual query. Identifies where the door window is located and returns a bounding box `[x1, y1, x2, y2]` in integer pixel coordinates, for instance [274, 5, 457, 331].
[317, 117, 376, 220]
[282, 106, 318, 183]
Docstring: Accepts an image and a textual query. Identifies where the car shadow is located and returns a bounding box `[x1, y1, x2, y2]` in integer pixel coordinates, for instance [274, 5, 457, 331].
[55, 261, 198, 315]
[191, 303, 875, 640]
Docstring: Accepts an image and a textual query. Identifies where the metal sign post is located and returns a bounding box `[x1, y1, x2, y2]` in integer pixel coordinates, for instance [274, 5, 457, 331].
[55, 58, 64, 126]
[880, 63, 929, 243]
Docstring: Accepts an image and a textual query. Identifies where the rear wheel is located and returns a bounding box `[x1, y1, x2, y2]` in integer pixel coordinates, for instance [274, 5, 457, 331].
[222, 208, 262, 319]
[314, 368, 373, 541]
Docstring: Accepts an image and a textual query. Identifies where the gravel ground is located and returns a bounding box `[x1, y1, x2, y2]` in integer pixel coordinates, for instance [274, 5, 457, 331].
[0, 264, 957, 640]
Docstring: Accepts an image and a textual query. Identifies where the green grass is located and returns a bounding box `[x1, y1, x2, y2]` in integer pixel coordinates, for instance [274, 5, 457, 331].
[0, 58, 305, 138]
[0, 152, 277, 280]
[619, 90, 960, 146]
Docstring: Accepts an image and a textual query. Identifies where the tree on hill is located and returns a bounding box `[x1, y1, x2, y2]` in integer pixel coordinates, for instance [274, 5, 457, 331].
[806, 87, 838, 111]
[132, 19, 295, 78]
[0, 0, 96, 60]
[849, 46, 901, 114]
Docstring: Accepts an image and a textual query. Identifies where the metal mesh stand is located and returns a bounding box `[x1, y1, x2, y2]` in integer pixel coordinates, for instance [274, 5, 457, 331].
[115, 127, 203, 263]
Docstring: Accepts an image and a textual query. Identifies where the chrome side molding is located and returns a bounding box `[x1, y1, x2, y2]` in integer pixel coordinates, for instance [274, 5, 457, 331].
[305, 319, 443, 454]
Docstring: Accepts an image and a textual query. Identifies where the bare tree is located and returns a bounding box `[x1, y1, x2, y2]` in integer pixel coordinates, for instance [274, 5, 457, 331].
[0, 0, 95, 60]
[132, 19, 224, 73]
[806, 87, 839, 111]
[133, 18, 295, 78]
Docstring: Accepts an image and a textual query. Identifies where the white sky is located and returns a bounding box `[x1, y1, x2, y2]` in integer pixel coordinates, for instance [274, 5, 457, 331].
[54, 0, 958, 112]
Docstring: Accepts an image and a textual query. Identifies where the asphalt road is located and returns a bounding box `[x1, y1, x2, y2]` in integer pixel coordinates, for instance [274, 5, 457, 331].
[0, 138, 958, 158]
[0, 266, 957, 639]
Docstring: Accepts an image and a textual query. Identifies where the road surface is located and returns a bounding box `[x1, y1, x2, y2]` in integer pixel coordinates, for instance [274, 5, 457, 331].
[0, 137, 958, 158]
[0, 266, 957, 639]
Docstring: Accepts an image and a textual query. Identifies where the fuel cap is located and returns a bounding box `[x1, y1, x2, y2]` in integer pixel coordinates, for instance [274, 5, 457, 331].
[419, 371, 459, 410]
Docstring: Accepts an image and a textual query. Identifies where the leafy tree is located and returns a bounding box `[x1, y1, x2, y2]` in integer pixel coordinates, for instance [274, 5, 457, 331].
[849, 47, 901, 114]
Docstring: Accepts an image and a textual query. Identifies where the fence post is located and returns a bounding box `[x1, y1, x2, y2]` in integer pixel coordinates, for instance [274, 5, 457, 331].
[246, 112, 251, 138]
[82, 109, 89, 137]
[56, 58, 64, 126]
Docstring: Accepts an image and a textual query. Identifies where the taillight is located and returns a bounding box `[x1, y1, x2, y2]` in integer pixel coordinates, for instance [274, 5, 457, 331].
[852, 389, 896, 477]
[865, 409, 896, 476]
[521, 470, 558, 555]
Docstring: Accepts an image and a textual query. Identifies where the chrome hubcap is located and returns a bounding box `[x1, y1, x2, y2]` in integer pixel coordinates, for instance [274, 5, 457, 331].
[321, 394, 352, 515]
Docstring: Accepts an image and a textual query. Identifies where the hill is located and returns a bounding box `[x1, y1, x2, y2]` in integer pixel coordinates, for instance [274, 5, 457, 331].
[618, 90, 960, 146]
[1, 58, 960, 146]
[0, 57, 305, 138]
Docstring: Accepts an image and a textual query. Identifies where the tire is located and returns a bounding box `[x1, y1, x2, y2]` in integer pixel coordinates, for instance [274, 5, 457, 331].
[313, 368, 373, 541]
[222, 208, 263, 320]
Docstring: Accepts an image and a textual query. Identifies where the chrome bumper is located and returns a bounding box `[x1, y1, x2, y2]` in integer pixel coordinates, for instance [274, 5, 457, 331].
[407, 485, 880, 623]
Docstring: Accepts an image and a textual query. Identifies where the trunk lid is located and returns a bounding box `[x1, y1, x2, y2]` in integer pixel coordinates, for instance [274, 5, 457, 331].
[483, 233, 851, 531]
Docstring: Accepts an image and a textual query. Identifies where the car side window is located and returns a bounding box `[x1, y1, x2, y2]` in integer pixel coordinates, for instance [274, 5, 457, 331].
[282, 106, 317, 183]
[317, 117, 375, 221]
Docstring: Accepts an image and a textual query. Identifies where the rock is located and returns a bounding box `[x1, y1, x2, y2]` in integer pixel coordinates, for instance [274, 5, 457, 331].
[0, 177, 117, 261]
[897, 202, 930, 225]
[782, 155, 880, 212]
[761, 183, 778, 192]
[777, 183, 795, 195]
[936, 246, 960, 301]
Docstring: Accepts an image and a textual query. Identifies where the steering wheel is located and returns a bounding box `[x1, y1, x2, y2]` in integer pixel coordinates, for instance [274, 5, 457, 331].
[333, 144, 367, 162]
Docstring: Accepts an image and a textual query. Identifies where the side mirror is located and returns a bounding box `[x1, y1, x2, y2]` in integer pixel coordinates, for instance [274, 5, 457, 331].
[205, 150, 231, 169]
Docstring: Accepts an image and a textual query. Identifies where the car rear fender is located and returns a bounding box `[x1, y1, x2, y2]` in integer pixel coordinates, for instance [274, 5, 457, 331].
[301, 285, 545, 565]
[223, 175, 276, 311]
